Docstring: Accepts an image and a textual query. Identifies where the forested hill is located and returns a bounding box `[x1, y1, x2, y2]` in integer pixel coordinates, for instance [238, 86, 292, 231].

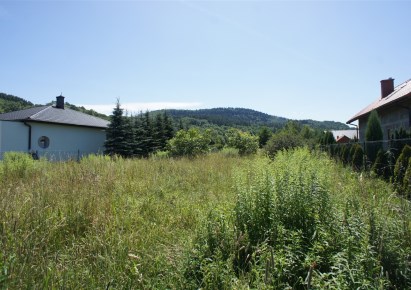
[0, 92, 108, 120]
[0, 93, 35, 113]
[164, 108, 349, 131]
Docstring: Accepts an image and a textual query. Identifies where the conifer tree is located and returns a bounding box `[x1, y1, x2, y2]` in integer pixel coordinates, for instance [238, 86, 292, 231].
[133, 114, 145, 157]
[319, 131, 336, 145]
[352, 143, 364, 171]
[393, 144, 411, 193]
[122, 113, 136, 157]
[153, 113, 166, 151]
[341, 144, 351, 165]
[141, 111, 154, 157]
[258, 127, 272, 148]
[163, 111, 174, 141]
[365, 110, 383, 162]
[104, 99, 130, 157]
[372, 149, 388, 179]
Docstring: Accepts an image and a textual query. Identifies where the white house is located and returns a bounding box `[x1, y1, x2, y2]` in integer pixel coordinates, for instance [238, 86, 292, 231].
[0, 96, 109, 160]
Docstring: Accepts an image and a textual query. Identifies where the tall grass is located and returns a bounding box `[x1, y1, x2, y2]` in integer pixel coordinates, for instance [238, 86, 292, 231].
[1, 150, 410, 288]
[0, 152, 243, 288]
[185, 149, 411, 289]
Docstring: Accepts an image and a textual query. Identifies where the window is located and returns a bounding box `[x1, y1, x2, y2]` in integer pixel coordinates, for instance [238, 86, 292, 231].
[38, 136, 50, 149]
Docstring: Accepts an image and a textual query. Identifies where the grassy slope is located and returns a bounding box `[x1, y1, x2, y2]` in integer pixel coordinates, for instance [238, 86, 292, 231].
[0, 150, 410, 289]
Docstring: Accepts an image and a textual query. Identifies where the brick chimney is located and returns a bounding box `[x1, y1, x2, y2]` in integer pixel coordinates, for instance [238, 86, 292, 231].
[380, 78, 394, 99]
[56, 95, 65, 109]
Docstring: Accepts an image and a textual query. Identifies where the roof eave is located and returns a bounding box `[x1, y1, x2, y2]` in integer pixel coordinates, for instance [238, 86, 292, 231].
[23, 119, 108, 129]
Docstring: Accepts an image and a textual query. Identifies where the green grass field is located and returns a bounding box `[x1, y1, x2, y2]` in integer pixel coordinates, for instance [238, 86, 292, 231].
[1, 149, 410, 289]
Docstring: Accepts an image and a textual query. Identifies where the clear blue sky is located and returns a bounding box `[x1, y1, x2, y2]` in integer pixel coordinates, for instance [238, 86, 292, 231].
[1, 0, 410, 123]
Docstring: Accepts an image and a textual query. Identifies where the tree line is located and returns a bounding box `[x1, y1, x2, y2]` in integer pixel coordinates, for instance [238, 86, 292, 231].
[104, 99, 338, 159]
[104, 100, 174, 158]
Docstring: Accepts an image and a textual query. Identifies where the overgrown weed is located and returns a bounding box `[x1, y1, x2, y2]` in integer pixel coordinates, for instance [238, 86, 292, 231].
[1, 149, 410, 288]
[186, 148, 411, 289]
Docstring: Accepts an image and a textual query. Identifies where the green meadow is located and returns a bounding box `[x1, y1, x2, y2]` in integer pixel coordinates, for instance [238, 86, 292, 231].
[1, 149, 410, 289]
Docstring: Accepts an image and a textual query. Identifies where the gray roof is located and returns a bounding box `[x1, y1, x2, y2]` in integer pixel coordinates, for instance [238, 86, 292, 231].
[0, 106, 109, 128]
[347, 79, 411, 124]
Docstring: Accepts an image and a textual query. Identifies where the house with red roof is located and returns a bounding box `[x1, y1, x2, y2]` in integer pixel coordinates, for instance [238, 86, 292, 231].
[0, 95, 109, 160]
[347, 78, 411, 141]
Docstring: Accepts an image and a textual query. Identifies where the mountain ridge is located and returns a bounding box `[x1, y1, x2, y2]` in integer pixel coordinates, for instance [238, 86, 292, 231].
[0, 92, 349, 130]
[158, 107, 349, 131]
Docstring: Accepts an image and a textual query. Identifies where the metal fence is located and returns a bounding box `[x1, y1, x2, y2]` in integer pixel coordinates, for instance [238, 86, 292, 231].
[321, 138, 411, 171]
[320, 138, 411, 163]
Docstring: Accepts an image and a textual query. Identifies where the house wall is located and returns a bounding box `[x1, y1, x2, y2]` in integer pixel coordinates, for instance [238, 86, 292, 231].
[0, 121, 30, 154]
[0, 121, 106, 160]
[29, 122, 106, 159]
[358, 98, 411, 141]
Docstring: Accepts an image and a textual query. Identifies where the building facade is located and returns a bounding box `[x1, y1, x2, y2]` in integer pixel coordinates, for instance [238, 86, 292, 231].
[347, 78, 411, 141]
[0, 96, 109, 160]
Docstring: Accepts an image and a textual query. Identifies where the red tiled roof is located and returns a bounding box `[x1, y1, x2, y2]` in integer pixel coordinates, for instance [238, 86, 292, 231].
[347, 79, 411, 124]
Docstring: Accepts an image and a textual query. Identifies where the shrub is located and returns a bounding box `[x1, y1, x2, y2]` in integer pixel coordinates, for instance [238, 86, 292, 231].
[365, 110, 383, 162]
[402, 157, 411, 199]
[372, 149, 386, 178]
[227, 129, 259, 156]
[264, 131, 304, 158]
[341, 143, 352, 165]
[167, 128, 211, 157]
[258, 127, 272, 148]
[351, 144, 364, 170]
[393, 144, 411, 193]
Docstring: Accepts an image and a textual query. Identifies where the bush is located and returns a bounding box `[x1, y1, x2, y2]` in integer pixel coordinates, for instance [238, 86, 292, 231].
[351, 144, 364, 170]
[393, 144, 411, 193]
[167, 128, 211, 157]
[258, 127, 272, 148]
[341, 144, 352, 165]
[264, 131, 304, 158]
[365, 110, 383, 162]
[372, 149, 389, 179]
[227, 129, 259, 156]
[402, 157, 411, 198]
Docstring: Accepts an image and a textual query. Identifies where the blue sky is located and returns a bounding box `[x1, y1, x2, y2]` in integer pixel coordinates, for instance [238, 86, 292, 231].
[1, 0, 410, 123]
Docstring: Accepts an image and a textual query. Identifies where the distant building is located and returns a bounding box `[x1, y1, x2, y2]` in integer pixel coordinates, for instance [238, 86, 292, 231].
[0, 95, 109, 160]
[347, 78, 411, 141]
[331, 129, 357, 143]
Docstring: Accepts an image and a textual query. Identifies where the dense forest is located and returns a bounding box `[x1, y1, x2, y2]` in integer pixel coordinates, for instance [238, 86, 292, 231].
[160, 108, 349, 132]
